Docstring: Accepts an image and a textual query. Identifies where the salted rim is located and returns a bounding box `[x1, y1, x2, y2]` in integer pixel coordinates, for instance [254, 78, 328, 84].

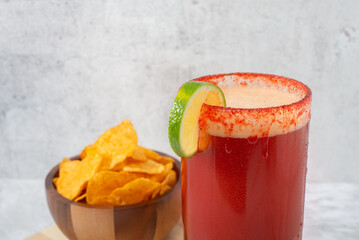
[193, 73, 312, 138]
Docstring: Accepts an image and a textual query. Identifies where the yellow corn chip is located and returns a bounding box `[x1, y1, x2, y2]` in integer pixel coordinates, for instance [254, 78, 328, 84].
[82, 120, 137, 170]
[110, 160, 127, 172]
[131, 146, 147, 161]
[56, 151, 101, 200]
[123, 159, 165, 175]
[137, 146, 174, 164]
[161, 170, 177, 187]
[160, 185, 172, 196]
[151, 163, 173, 182]
[110, 178, 160, 205]
[74, 193, 87, 202]
[151, 187, 161, 199]
[156, 155, 175, 165]
[87, 171, 139, 205]
[151, 183, 174, 199]
[55, 120, 177, 206]
[52, 177, 59, 187]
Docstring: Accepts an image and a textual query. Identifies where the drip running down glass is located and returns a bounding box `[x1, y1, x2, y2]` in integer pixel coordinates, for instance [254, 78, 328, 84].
[181, 73, 312, 240]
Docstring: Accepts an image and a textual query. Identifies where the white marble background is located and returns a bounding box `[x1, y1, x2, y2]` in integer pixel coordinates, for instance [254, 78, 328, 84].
[1, 0, 359, 239]
[1, 0, 358, 182]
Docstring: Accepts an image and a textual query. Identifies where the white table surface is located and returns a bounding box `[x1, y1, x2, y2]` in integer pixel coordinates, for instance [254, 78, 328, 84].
[0, 180, 358, 240]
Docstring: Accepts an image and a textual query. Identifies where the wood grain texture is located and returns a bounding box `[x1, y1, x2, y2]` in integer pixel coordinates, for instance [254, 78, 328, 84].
[153, 180, 181, 240]
[114, 203, 156, 240]
[26, 219, 184, 240]
[45, 152, 181, 240]
[71, 205, 115, 240]
[45, 167, 77, 240]
[26, 225, 68, 240]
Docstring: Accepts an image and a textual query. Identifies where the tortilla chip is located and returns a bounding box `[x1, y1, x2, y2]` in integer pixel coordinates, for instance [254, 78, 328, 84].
[137, 146, 174, 164]
[123, 159, 165, 175]
[87, 171, 139, 205]
[82, 120, 137, 170]
[160, 185, 172, 195]
[162, 170, 177, 187]
[52, 177, 59, 187]
[131, 146, 147, 161]
[151, 163, 173, 182]
[151, 187, 161, 199]
[55, 120, 178, 206]
[74, 193, 87, 202]
[110, 178, 160, 205]
[56, 151, 101, 200]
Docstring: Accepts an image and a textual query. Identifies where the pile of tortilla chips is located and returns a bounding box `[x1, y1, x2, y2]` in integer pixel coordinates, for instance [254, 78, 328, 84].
[53, 120, 176, 206]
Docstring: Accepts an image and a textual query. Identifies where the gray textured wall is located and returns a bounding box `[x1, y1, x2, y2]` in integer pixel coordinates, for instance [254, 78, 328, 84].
[0, 0, 358, 182]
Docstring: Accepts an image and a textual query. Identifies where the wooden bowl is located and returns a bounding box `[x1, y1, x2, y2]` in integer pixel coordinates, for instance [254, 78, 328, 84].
[45, 151, 181, 240]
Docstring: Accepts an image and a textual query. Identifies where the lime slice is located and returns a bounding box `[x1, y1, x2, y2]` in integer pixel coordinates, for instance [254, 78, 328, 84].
[168, 81, 226, 158]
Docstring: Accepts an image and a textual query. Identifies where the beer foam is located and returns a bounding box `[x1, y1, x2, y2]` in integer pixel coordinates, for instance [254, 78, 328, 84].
[195, 73, 312, 138]
[222, 87, 301, 109]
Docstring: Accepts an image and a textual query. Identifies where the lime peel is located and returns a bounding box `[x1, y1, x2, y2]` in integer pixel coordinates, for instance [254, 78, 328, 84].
[168, 81, 226, 158]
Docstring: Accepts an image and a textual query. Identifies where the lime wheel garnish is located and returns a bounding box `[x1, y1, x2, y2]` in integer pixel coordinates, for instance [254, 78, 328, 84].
[168, 81, 226, 158]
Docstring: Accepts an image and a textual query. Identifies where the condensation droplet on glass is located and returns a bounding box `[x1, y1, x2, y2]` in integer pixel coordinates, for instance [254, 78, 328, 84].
[225, 143, 232, 154]
[247, 136, 258, 144]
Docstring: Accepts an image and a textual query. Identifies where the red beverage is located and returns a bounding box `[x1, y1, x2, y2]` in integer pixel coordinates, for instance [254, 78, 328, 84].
[181, 73, 312, 240]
